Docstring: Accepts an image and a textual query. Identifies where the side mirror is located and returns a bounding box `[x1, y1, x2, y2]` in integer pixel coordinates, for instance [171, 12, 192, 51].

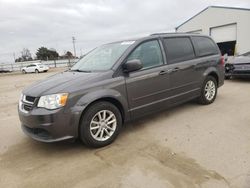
[123, 59, 143, 73]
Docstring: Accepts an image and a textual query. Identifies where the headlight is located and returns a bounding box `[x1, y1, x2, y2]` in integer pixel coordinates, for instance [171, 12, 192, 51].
[37, 93, 68, 110]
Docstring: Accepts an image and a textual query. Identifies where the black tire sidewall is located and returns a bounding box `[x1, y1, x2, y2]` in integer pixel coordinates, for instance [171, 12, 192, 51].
[35, 69, 39, 73]
[225, 75, 232, 80]
[200, 76, 218, 105]
[80, 101, 122, 148]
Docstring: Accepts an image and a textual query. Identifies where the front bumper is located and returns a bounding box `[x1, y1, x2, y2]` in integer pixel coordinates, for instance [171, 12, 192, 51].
[39, 68, 49, 72]
[21, 124, 74, 142]
[225, 63, 250, 78]
[225, 70, 250, 77]
[18, 106, 81, 142]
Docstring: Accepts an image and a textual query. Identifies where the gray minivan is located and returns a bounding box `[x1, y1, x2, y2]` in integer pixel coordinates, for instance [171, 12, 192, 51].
[18, 33, 224, 147]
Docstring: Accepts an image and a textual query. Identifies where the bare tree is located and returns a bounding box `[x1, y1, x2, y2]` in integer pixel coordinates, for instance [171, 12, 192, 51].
[21, 48, 32, 61]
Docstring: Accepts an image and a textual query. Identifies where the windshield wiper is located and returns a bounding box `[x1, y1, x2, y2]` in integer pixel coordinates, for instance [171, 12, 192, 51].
[70, 69, 92, 73]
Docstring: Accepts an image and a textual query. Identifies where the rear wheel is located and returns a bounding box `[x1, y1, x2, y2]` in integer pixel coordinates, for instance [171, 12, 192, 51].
[79, 101, 122, 148]
[35, 69, 39, 73]
[198, 76, 217, 105]
[22, 70, 26, 74]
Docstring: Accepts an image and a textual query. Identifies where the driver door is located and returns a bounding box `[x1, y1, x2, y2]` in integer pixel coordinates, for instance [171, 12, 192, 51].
[124, 40, 170, 119]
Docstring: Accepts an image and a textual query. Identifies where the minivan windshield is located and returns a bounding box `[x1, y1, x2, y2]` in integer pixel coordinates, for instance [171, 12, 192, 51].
[71, 41, 134, 72]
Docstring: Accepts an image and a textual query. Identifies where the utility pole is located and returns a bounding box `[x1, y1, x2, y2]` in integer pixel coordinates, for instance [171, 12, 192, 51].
[72, 36, 76, 59]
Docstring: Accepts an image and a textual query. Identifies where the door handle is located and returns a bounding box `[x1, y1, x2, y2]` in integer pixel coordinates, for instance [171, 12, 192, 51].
[160, 67, 180, 75]
[172, 67, 180, 72]
[159, 70, 168, 75]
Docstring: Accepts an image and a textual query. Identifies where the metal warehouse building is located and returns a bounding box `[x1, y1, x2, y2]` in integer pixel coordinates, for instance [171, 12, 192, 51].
[176, 6, 250, 56]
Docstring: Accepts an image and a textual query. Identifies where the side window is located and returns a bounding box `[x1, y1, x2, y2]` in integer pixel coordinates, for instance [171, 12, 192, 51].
[164, 37, 195, 64]
[192, 36, 218, 57]
[127, 40, 163, 69]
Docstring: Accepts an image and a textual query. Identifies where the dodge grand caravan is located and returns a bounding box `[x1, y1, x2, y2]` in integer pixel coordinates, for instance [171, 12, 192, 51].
[18, 33, 224, 148]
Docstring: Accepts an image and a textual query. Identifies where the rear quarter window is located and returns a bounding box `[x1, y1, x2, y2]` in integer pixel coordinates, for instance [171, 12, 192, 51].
[163, 37, 195, 64]
[192, 36, 219, 57]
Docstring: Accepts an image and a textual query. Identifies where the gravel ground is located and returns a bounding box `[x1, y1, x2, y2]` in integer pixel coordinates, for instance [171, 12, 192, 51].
[0, 70, 250, 188]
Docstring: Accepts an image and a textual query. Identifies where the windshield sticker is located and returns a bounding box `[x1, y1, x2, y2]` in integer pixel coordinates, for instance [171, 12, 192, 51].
[121, 41, 135, 45]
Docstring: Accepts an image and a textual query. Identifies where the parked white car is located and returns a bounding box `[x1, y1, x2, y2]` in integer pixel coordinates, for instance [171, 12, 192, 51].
[21, 63, 49, 74]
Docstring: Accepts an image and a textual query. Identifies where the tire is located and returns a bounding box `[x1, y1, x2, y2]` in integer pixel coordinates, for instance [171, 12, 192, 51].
[22, 70, 26, 74]
[35, 69, 39, 73]
[79, 101, 122, 148]
[198, 76, 218, 105]
[225, 75, 232, 80]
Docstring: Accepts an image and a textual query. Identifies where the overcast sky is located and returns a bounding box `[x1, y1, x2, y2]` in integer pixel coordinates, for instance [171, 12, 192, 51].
[0, 0, 250, 63]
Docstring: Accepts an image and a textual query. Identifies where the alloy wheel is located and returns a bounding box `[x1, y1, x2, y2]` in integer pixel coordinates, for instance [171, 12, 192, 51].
[90, 110, 117, 141]
[204, 80, 216, 101]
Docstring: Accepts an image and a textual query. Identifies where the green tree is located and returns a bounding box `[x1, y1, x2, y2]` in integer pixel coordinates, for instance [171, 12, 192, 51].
[66, 51, 73, 58]
[48, 49, 59, 60]
[36, 47, 59, 60]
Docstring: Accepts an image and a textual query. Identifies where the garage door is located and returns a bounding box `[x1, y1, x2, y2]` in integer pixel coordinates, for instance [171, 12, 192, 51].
[210, 24, 237, 43]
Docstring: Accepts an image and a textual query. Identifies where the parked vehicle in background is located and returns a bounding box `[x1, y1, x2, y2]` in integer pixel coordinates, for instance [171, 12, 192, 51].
[225, 51, 250, 79]
[21, 63, 49, 74]
[0, 68, 12, 73]
[18, 33, 224, 148]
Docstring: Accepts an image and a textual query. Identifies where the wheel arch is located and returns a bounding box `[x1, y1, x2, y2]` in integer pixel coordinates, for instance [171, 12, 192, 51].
[81, 97, 125, 122]
[203, 67, 219, 85]
[74, 89, 129, 137]
[77, 96, 126, 138]
[207, 72, 219, 85]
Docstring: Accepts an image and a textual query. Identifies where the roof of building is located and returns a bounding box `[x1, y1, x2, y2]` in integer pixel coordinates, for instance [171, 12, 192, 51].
[176, 6, 250, 30]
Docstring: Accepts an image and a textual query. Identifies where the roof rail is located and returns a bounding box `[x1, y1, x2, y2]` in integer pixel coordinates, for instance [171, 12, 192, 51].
[150, 32, 187, 36]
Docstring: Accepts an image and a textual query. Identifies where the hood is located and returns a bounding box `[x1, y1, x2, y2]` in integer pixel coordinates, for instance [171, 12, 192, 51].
[229, 56, 250, 64]
[23, 71, 112, 97]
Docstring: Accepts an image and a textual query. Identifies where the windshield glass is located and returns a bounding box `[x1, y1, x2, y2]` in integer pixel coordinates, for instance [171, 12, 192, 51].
[71, 41, 135, 72]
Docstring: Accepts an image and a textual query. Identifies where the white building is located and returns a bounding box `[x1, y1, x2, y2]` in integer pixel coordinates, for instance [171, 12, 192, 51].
[176, 6, 250, 56]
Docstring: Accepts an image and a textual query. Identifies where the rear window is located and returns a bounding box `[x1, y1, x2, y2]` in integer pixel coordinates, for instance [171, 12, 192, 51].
[164, 37, 195, 64]
[192, 36, 218, 57]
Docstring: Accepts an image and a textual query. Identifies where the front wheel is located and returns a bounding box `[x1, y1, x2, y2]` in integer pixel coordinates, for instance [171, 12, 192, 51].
[22, 70, 26, 74]
[198, 76, 217, 105]
[225, 75, 232, 80]
[35, 69, 39, 73]
[79, 101, 122, 148]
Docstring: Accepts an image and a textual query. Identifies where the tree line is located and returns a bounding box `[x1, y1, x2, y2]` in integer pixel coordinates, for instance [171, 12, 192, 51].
[15, 47, 74, 62]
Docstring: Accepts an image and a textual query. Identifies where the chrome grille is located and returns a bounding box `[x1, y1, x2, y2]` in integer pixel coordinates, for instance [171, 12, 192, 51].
[19, 95, 36, 113]
[24, 96, 36, 103]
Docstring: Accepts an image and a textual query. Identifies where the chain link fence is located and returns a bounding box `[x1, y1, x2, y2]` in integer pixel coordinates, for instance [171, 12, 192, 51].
[0, 58, 78, 73]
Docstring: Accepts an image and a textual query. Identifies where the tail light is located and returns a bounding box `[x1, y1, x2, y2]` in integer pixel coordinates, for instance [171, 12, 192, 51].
[220, 56, 225, 66]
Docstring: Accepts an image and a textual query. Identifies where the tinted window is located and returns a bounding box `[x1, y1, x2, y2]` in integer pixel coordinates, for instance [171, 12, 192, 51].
[127, 40, 163, 69]
[164, 37, 195, 64]
[192, 36, 218, 57]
